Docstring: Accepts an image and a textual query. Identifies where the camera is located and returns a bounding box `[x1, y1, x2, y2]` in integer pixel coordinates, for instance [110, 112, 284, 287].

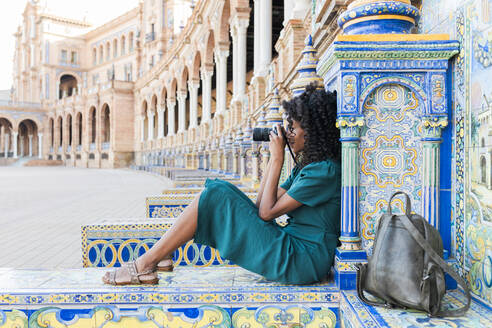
[252, 127, 285, 142]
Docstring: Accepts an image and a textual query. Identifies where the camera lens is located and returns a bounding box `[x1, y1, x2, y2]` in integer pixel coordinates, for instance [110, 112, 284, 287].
[252, 127, 274, 142]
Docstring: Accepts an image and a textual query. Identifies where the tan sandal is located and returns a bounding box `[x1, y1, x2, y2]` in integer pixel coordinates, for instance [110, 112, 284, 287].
[103, 261, 158, 285]
[156, 255, 173, 272]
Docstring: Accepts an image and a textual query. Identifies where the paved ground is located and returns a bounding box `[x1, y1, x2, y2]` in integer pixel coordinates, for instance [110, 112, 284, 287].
[0, 167, 172, 269]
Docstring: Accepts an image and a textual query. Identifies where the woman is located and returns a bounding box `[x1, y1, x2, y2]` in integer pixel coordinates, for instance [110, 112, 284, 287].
[103, 84, 341, 285]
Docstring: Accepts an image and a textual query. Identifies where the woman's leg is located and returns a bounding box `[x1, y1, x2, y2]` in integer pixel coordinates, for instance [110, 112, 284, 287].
[135, 192, 200, 272]
[103, 192, 200, 284]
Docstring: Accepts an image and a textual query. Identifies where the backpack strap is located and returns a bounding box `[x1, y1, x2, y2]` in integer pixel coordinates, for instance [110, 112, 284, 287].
[397, 212, 471, 317]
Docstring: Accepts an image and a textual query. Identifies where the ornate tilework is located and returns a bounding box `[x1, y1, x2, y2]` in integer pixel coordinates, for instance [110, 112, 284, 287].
[359, 83, 422, 250]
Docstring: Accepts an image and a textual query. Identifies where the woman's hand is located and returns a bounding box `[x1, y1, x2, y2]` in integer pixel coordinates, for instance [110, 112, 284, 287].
[269, 124, 286, 162]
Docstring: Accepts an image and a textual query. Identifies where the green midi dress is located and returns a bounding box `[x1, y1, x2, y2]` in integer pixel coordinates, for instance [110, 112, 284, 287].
[194, 159, 341, 284]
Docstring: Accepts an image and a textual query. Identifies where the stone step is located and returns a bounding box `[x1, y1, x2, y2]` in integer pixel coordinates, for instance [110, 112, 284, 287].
[146, 193, 257, 218]
[162, 186, 257, 195]
[0, 266, 340, 327]
[339, 290, 492, 327]
[81, 218, 232, 268]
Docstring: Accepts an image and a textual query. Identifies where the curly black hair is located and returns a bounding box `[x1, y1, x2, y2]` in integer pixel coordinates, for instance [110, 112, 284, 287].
[282, 83, 340, 168]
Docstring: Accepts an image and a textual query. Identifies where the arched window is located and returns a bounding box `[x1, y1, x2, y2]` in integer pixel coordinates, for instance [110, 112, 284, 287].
[99, 45, 103, 64]
[92, 48, 97, 65]
[129, 32, 134, 52]
[121, 35, 126, 55]
[113, 39, 118, 58]
[482, 138, 486, 148]
[106, 42, 110, 61]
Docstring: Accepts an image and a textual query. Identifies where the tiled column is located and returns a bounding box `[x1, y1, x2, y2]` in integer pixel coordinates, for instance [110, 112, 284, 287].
[188, 80, 199, 128]
[38, 133, 43, 159]
[200, 68, 213, 124]
[167, 99, 176, 136]
[12, 132, 18, 159]
[215, 49, 229, 115]
[147, 111, 155, 141]
[337, 117, 364, 251]
[177, 91, 187, 133]
[421, 116, 447, 229]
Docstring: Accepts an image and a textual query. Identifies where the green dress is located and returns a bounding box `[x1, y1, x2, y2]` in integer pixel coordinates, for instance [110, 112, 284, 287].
[194, 159, 341, 284]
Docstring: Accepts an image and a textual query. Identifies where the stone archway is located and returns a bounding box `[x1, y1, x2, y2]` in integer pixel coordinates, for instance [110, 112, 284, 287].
[0, 117, 14, 158]
[17, 119, 39, 157]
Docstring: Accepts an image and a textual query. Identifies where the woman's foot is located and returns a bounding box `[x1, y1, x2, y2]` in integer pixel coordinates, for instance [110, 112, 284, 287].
[102, 261, 158, 285]
[156, 255, 174, 272]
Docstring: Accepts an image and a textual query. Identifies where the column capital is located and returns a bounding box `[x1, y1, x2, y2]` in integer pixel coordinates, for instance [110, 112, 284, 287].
[177, 90, 187, 101]
[147, 111, 155, 118]
[188, 80, 200, 91]
[167, 99, 176, 107]
[200, 67, 214, 80]
[12, 131, 18, 137]
[37, 133, 43, 137]
[214, 49, 230, 63]
[231, 17, 250, 33]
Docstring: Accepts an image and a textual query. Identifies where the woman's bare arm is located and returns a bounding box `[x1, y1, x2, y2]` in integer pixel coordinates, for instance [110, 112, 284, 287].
[258, 125, 302, 221]
[258, 157, 301, 221]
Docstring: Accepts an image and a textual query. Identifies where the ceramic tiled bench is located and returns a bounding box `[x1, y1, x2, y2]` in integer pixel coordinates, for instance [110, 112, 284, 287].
[173, 179, 245, 188]
[145, 193, 257, 218]
[81, 218, 232, 268]
[0, 266, 340, 328]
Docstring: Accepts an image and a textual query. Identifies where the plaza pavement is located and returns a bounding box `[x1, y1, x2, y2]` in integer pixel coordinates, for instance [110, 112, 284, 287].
[0, 166, 173, 269]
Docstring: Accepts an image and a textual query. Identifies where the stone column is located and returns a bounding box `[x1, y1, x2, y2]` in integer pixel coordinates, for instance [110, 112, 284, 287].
[231, 18, 249, 102]
[253, 0, 260, 75]
[215, 49, 229, 115]
[12, 132, 18, 159]
[177, 91, 187, 133]
[337, 117, 364, 250]
[28, 135, 33, 157]
[188, 80, 199, 128]
[259, 0, 272, 76]
[4, 133, 9, 157]
[140, 115, 145, 142]
[147, 111, 155, 141]
[167, 99, 176, 136]
[421, 116, 447, 229]
[38, 133, 43, 159]
[19, 136, 24, 157]
[201, 68, 213, 123]
[157, 106, 165, 139]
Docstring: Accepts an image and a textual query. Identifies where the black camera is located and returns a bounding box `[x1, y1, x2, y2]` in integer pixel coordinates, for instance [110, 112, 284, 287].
[252, 127, 285, 142]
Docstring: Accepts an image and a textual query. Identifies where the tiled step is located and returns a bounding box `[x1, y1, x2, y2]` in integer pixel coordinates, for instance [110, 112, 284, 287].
[162, 186, 257, 195]
[81, 218, 232, 268]
[339, 290, 492, 327]
[146, 193, 257, 218]
[0, 267, 340, 328]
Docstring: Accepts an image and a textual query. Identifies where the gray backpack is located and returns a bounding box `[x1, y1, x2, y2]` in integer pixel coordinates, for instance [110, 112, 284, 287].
[356, 191, 471, 317]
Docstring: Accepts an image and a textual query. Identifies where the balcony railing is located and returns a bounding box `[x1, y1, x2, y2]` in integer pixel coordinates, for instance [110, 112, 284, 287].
[102, 142, 110, 150]
[0, 100, 42, 108]
[76, 145, 82, 152]
[89, 143, 96, 151]
[67, 145, 72, 153]
[57, 146, 62, 153]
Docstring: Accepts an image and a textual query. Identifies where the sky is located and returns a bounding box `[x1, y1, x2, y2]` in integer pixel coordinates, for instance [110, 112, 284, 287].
[0, 0, 139, 91]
